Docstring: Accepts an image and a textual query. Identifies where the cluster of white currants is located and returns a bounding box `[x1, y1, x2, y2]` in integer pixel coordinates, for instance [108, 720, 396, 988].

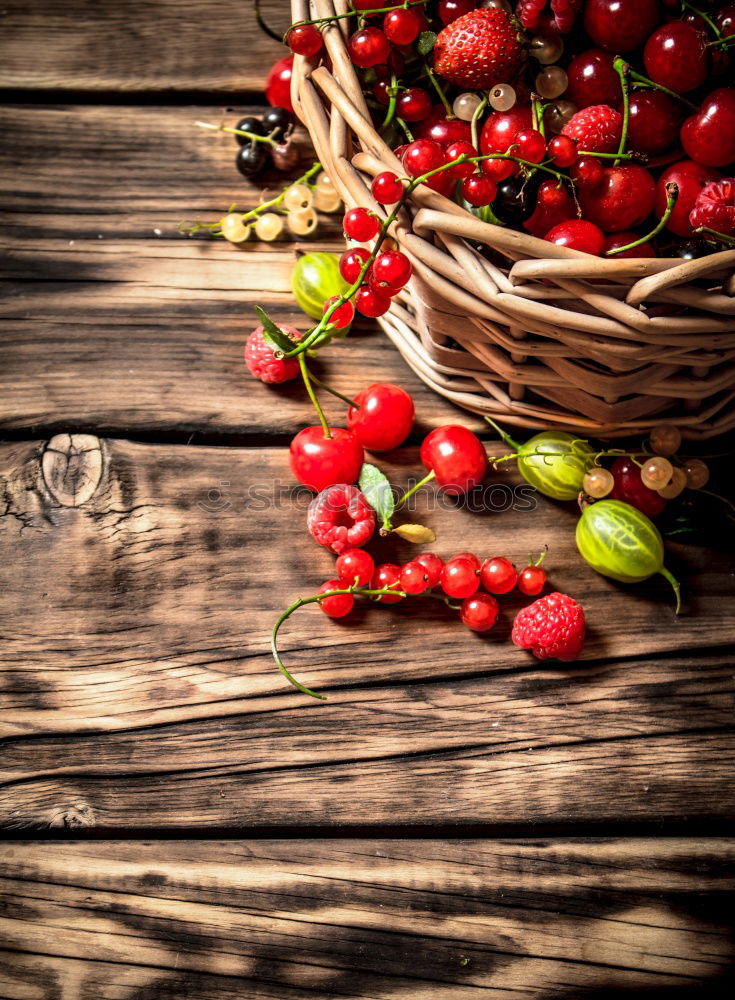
[219, 172, 342, 245]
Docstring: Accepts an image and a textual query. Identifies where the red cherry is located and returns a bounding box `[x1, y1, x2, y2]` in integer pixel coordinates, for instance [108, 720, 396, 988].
[624, 91, 683, 157]
[322, 296, 354, 330]
[265, 56, 294, 112]
[402, 138, 447, 178]
[565, 50, 621, 109]
[579, 166, 656, 233]
[517, 565, 547, 597]
[286, 24, 323, 57]
[290, 427, 364, 492]
[444, 140, 479, 180]
[416, 107, 473, 147]
[644, 22, 708, 95]
[347, 27, 391, 69]
[584, 0, 661, 53]
[654, 160, 722, 237]
[370, 251, 412, 295]
[352, 0, 390, 10]
[396, 87, 433, 122]
[371, 563, 404, 603]
[371, 171, 405, 204]
[415, 553, 444, 588]
[547, 135, 578, 168]
[480, 105, 533, 162]
[609, 457, 666, 518]
[343, 207, 380, 242]
[347, 382, 415, 451]
[355, 286, 392, 318]
[336, 548, 375, 587]
[512, 129, 546, 164]
[461, 593, 500, 632]
[438, 0, 476, 24]
[545, 219, 605, 256]
[339, 247, 371, 284]
[571, 156, 604, 189]
[383, 7, 422, 45]
[420, 425, 488, 495]
[317, 580, 354, 618]
[441, 556, 480, 599]
[480, 557, 517, 595]
[400, 561, 431, 595]
[524, 180, 576, 238]
[681, 89, 735, 168]
[602, 232, 656, 258]
[462, 174, 497, 207]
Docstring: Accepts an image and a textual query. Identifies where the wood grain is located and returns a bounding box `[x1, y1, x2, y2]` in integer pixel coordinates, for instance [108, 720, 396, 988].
[0, 1, 289, 93]
[2, 436, 734, 828]
[1, 839, 734, 997]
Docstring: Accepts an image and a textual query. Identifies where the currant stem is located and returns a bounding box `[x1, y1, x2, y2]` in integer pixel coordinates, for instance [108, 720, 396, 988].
[604, 183, 678, 255]
[613, 58, 630, 168]
[425, 62, 454, 117]
[471, 94, 488, 151]
[627, 70, 698, 111]
[659, 566, 682, 615]
[299, 353, 332, 438]
[380, 73, 399, 132]
[307, 371, 359, 409]
[195, 120, 278, 148]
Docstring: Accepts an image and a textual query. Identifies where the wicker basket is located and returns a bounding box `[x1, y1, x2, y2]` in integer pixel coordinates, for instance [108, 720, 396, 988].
[290, 0, 735, 439]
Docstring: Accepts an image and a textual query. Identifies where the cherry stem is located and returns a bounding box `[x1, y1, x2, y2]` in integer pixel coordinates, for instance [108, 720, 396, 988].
[290, 0, 429, 30]
[529, 545, 548, 567]
[396, 117, 415, 142]
[254, 0, 283, 42]
[470, 94, 488, 151]
[613, 58, 630, 168]
[424, 63, 454, 117]
[307, 371, 359, 409]
[697, 227, 735, 247]
[195, 120, 278, 148]
[681, 1, 722, 40]
[392, 469, 436, 515]
[604, 183, 678, 255]
[484, 417, 521, 450]
[627, 69, 698, 111]
[299, 353, 331, 439]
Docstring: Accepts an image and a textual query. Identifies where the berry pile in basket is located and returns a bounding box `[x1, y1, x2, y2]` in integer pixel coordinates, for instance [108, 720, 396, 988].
[280, 0, 735, 255]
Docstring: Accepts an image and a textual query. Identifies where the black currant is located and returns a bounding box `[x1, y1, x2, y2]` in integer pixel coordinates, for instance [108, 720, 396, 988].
[674, 240, 715, 261]
[236, 142, 268, 177]
[234, 116, 265, 145]
[262, 107, 293, 140]
[491, 173, 542, 227]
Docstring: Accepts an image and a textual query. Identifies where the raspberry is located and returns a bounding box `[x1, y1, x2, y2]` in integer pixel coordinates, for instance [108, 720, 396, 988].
[562, 105, 622, 154]
[244, 325, 301, 384]
[307, 484, 375, 555]
[516, 0, 546, 31]
[689, 179, 735, 237]
[511, 592, 586, 662]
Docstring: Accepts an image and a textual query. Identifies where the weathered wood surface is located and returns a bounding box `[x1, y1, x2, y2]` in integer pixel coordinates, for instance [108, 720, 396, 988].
[0, 1, 289, 93]
[2, 839, 734, 998]
[2, 436, 734, 829]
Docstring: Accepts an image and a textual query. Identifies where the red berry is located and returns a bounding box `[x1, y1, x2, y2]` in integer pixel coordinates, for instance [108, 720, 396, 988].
[403, 138, 447, 179]
[654, 160, 721, 238]
[400, 561, 431, 595]
[517, 0, 549, 31]
[420, 425, 488, 495]
[441, 555, 480, 599]
[396, 87, 433, 122]
[372, 563, 405, 603]
[347, 27, 391, 69]
[545, 219, 605, 256]
[307, 484, 375, 554]
[454, 552, 481, 572]
[265, 56, 294, 112]
[480, 105, 533, 159]
[512, 592, 586, 662]
[579, 166, 656, 233]
[438, 0, 476, 25]
[370, 251, 412, 295]
[524, 179, 576, 238]
[347, 382, 415, 451]
[608, 457, 666, 518]
[322, 296, 354, 330]
[317, 580, 354, 618]
[584, 0, 660, 53]
[512, 129, 546, 164]
[689, 180, 735, 238]
[602, 232, 656, 258]
[644, 22, 707, 95]
[286, 24, 323, 57]
[461, 593, 499, 632]
[681, 89, 735, 168]
[444, 140, 479, 180]
[291, 427, 364, 493]
[481, 158, 515, 182]
[433, 8, 524, 90]
[343, 207, 380, 242]
[336, 548, 375, 587]
[625, 91, 683, 157]
[371, 171, 405, 204]
[417, 109, 473, 147]
[571, 156, 604, 189]
[355, 286, 391, 318]
[383, 7, 422, 45]
[480, 557, 517, 595]
[461, 174, 497, 207]
[518, 565, 547, 597]
[565, 49, 621, 109]
[562, 105, 622, 155]
[415, 552, 444, 588]
[547, 135, 578, 168]
[339, 247, 371, 284]
[244, 324, 301, 384]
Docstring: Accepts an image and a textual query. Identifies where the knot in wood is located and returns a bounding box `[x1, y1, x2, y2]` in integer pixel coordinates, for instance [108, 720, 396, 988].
[42, 434, 103, 507]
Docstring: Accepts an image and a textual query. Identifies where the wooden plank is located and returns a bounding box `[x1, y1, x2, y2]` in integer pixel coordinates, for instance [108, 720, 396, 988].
[1, 839, 734, 997]
[0, 1, 289, 93]
[2, 436, 734, 829]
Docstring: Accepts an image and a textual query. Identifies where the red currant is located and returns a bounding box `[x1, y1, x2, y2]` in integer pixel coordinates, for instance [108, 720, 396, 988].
[523, 180, 576, 238]
[480, 557, 517, 595]
[512, 129, 546, 164]
[517, 565, 546, 597]
[547, 135, 578, 168]
[290, 427, 364, 492]
[571, 156, 604, 189]
[396, 88, 433, 123]
[545, 219, 605, 256]
[420, 425, 487, 495]
[438, 0, 476, 24]
[336, 548, 375, 587]
[644, 22, 707, 95]
[339, 247, 371, 284]
[415, 552, 444, 588]
[565, 49, 621, 109]
[444, 140, 478, 180]
[371, 171, 405, 204]
[403, 138, 447, 179]
[462, 175, 497, 207]
[372, 563, 405, 603]
[347, 382, 415, 451]
[417, 111, 473, 148]
[265, 56, 294, 112]
[480, 158, 514, 182]
[370, 251, 412, 295]
[286, 24, 323, 57]
[317, 580, 354, 618]
[322, 296, 355, 330]
[347, 27, 391, 69]
[343, 207, 380, 242]
[584, 0, 660, 53]
[441, 556, 480, 599]
[454, 552, 481, 573]
[383, 7, 422, 45]
[355, 286, 392, 318]
[480, 105, 533, 164]
[400, 561, 431, 595]
[461, 593, 499, 632]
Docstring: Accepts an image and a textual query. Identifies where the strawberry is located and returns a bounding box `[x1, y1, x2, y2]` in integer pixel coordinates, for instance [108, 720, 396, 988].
[511, 592, 586, 662]
[433, 8, 524, 91]
[562, 104, 622, 154]
[689, 178, 735, 236]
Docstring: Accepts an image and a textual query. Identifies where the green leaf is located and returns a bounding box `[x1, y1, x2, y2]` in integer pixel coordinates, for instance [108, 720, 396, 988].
[359, 463, 395, 525]
[392, 523, 436, 544]
[255, 306, 297, 354]
[417, 30, 437, 56]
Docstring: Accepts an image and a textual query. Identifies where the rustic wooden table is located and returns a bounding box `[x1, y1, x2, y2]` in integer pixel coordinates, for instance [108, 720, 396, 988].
[2, 3, 735, 997]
